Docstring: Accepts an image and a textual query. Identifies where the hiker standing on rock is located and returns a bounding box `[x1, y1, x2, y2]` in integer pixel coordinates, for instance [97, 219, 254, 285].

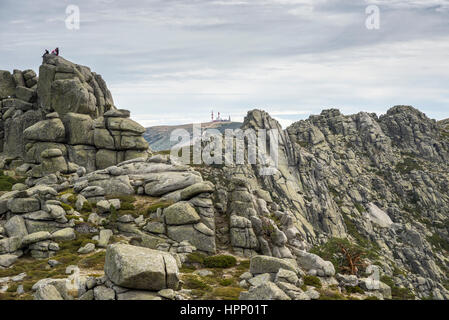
[42, 49, 49, 57]
[51, 47, 59, 56]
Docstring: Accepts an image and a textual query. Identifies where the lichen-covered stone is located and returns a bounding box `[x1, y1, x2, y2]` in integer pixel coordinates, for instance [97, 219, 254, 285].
[104, 244, 179, 290]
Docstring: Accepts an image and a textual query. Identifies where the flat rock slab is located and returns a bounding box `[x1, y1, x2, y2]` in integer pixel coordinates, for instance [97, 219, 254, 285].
[180, 182, 214, 200]
[144, 172, 202, 197]
[51, 228, 76, 241]
[249, 255, 298, 275]
[167, 224, 216, 253]
[7, 197, 40, 213]
[0, 254, 19, 267]
[22, 231, 51, 246]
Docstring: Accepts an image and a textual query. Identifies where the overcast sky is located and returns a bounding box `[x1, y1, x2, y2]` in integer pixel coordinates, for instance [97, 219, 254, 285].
[1, 0, 449, 128]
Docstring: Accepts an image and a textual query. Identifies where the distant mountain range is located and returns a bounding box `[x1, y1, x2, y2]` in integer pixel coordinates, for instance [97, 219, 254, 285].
[143, 121, 243, 151]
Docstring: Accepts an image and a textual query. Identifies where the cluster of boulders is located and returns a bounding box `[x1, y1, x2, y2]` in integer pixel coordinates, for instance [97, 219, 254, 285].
[0, 184, 78, 265]
[67, 154, 217, 254]
[18, 107, 148, 176]
[239, 255, 306, 300]
[238, 254, 393, 300]
[0, 272, 27, 294]
[0, 54, 149, 177]
[209, 171, 311, 260]
[33, 243, 184, 300]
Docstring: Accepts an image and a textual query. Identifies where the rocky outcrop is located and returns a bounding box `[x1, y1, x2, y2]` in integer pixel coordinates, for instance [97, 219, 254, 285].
[197, 106, 449, 300]
[0, 55, 149, 176]
[0, 184, 73, 260]
[37, 54, 113, 117]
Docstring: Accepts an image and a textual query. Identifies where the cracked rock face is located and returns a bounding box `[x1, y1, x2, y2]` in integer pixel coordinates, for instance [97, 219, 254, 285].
[37, 54, 113, 117]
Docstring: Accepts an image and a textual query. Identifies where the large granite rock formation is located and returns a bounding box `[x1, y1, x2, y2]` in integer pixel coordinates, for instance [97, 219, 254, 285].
[204, 106, 449, 300]
[0, 55, 149, 175]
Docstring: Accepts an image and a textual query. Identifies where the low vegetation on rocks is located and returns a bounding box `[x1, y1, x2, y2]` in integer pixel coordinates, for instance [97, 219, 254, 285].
[203, 255, 237, 268]
[0, 170, 25, 191]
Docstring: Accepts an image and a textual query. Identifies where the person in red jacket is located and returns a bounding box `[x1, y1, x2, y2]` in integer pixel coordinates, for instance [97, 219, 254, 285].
[51, 47, 59, 56]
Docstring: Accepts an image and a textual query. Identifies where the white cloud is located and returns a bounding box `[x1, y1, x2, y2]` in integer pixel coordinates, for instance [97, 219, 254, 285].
[366, 0, 449, 11]
[2, 0, 449, 126]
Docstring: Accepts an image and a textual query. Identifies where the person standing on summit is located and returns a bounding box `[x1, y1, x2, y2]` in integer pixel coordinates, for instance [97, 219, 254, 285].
[51, 47, 59, 56]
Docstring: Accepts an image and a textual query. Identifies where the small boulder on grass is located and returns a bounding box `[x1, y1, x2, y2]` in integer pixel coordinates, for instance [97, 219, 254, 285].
[78, 242, 95, 254]
[97, 199, 121, 214]
[104, 243, 179, 291]
[48, 260, 61, 267]
[0, 254, 18, 268]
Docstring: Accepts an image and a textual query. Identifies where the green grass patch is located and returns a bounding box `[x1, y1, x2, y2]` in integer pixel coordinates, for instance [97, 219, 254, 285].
[345, 285, 364, 294]
[179, 267, 196, 273]
[213, 287, 243, 300]
[298, 141, 310, 148]
[81, 201, 92, 212]
[146, 200, 173, 215]
[203, 255, 237, 268]
[354, 202, 366, 214]
[58, 232, 98, 252]
[0, 230, 106, 301]
[0, 171, 26, 191]
[318, 289, 346, 300]
[219, 279, 234, 286]
[342, 214, 380, 254]
[303, 275, 322, 288]
[78, 251, 105, 269]
[60, 202, 73, 212]
[182, 275, 212, 291]
[0, 179, 13, 191]
[427, 233, 449, 252]
[395, 157, 423, 174]
[120, 202, 135, 210]
[236, 260, 250, 270]
[381, 275, 415, 300]
[329, 187, 340, 198]
[187, 252, 207, 265]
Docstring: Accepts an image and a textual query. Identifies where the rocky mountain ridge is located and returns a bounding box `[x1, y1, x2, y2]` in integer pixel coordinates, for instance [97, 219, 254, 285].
[0, 56, 448, 301]
[144, 121, 243, 152]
